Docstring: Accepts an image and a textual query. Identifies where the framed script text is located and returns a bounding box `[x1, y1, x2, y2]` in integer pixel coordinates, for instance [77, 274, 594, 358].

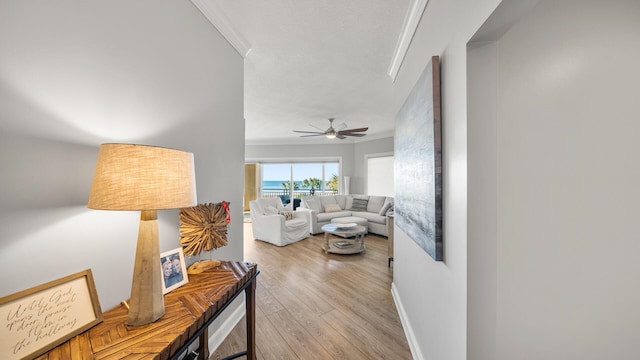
[0, 269, 103, 359]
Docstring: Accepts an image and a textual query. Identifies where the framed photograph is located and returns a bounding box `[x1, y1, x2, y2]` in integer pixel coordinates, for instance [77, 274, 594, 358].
[0, 269, 103, 360]
[160, 248, 189, 294]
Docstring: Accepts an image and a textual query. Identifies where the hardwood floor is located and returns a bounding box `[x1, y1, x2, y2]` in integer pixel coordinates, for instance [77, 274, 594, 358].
[209, 223, 412, 360]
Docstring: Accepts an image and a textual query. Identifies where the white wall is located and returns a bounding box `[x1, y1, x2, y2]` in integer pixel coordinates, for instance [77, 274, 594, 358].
[467, 40, 499, 360]
[389, 0, 501, 359]
[468, 0, 640, 359]
[0, 0, 244, 316]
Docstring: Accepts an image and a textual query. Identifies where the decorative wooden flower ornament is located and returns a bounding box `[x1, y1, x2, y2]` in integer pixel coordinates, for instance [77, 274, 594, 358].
[179, 201, 231, 273]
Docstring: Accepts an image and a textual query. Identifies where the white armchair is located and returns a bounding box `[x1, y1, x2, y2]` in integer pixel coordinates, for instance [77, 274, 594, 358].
[249, 197, 310, 246]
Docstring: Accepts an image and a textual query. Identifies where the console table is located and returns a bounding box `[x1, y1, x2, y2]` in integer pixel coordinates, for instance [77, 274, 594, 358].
[35, 261, 259, 360]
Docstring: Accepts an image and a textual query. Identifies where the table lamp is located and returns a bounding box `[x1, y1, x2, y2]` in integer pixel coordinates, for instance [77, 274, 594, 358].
[88, 144, 197, 325]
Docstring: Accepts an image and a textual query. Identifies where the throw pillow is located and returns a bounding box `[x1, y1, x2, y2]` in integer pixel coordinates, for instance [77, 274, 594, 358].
[306, 198, 322, 213]
[349, 198, 368, 212]
[379, 201, 394, 216]
[345, 197, 354, 210]
[264, 205, 278, 215]
[324, 204, 342, 213]
[280, 211, 294, 220]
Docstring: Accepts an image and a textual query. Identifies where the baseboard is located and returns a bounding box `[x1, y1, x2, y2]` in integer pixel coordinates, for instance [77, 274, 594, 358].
[391, 282, 424, 360]
[207, 297, 246, 352]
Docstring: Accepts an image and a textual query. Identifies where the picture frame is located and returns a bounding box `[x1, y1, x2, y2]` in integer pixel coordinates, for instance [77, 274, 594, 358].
[0, 269, 103, 360]
[160, 248, 189, 294]
[395, 55, 443, 261]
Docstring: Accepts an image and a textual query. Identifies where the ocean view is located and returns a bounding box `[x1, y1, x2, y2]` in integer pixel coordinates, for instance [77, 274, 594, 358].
[263, 180, 319, 190]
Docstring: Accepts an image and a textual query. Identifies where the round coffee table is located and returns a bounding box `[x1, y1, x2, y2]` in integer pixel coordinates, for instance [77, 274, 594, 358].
[321, 223, 367, 254]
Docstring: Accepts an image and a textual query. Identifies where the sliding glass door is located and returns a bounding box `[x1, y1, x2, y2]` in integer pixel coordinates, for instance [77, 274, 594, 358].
[293, 163, 322, 196]
[325, 162, 339, 194]
[262, 163, 291, 199]
[260, 162, 340, 201]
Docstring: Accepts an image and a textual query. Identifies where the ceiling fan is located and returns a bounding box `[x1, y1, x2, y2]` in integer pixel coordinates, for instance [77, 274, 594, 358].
[293, 118, 368, 139]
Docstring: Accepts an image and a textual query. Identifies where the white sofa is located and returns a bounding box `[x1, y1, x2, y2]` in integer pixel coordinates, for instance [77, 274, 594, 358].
[298, 195, 394, 236]
[249, 197, 310, 246]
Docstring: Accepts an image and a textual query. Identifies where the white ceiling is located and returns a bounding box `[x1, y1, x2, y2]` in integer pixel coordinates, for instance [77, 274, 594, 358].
[0, 1, 419, 147]
[210, 0, 413, 145]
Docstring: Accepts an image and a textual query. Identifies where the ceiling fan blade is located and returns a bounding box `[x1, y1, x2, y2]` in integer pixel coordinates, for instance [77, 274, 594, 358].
[340, 127, 368, 133]
[340, 133, 367, 137]
[334, 122, 347, 131]
[293, 130, 325, 134]
[293, 119, 367, 140]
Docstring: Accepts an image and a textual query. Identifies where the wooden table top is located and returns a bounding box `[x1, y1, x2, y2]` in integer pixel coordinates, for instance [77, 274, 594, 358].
[35, 261, 258, 360]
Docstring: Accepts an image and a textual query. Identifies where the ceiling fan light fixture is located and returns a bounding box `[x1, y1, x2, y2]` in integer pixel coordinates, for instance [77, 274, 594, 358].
[293, 118, 367, 140]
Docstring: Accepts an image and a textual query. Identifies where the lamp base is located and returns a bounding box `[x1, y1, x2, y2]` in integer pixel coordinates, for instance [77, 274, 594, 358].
[127, 210, 165, 326]
[187, 260, 221, 274]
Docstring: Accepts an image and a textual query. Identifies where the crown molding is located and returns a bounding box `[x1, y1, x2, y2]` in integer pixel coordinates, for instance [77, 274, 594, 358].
[387, 0, 429, 82]
[191, 0, 251, 57]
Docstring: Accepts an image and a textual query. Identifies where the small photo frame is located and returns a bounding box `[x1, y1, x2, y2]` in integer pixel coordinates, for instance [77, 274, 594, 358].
[0, 269, 103, 360]
[160, 248, 189, 294]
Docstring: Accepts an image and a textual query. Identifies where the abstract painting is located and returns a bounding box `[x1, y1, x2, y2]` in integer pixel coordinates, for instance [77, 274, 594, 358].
[394, 56, 443, 261]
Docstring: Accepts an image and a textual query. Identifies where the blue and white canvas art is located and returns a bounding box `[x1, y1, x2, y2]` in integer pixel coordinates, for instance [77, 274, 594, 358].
[394, 56, 443, 261]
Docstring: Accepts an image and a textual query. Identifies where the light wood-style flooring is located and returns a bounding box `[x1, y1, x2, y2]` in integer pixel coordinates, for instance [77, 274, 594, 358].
[209, 222, 412, 359]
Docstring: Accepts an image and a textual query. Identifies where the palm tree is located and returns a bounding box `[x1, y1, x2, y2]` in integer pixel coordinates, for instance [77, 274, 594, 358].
[281, 180, 299, 199]
[327, 174, 339, 193]
[303, 177, 322, 195]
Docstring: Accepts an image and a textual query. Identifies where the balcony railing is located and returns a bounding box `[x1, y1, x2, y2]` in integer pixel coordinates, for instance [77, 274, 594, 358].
[261, 189, 338, 200]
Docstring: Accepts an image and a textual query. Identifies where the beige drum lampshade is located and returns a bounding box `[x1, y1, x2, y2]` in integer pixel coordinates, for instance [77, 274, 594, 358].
[88, 144, 197, 210]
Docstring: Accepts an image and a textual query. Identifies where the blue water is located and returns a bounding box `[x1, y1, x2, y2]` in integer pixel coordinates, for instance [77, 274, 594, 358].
[263, 180, 324, 190]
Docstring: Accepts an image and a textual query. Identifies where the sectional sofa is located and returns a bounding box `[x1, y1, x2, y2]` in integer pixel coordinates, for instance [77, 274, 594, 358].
[298, 194, 394, 236]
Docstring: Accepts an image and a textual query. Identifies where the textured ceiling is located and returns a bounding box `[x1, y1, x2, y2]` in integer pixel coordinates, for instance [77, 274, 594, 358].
[215, 0, 411, 145]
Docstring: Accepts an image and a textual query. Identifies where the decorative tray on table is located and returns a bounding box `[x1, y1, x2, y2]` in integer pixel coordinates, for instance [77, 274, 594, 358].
[334, 223, 357, 229]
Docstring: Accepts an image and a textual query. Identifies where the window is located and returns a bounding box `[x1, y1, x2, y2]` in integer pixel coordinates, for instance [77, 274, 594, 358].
[261, 162, 340, 200]
[367, 155, 394, 196]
